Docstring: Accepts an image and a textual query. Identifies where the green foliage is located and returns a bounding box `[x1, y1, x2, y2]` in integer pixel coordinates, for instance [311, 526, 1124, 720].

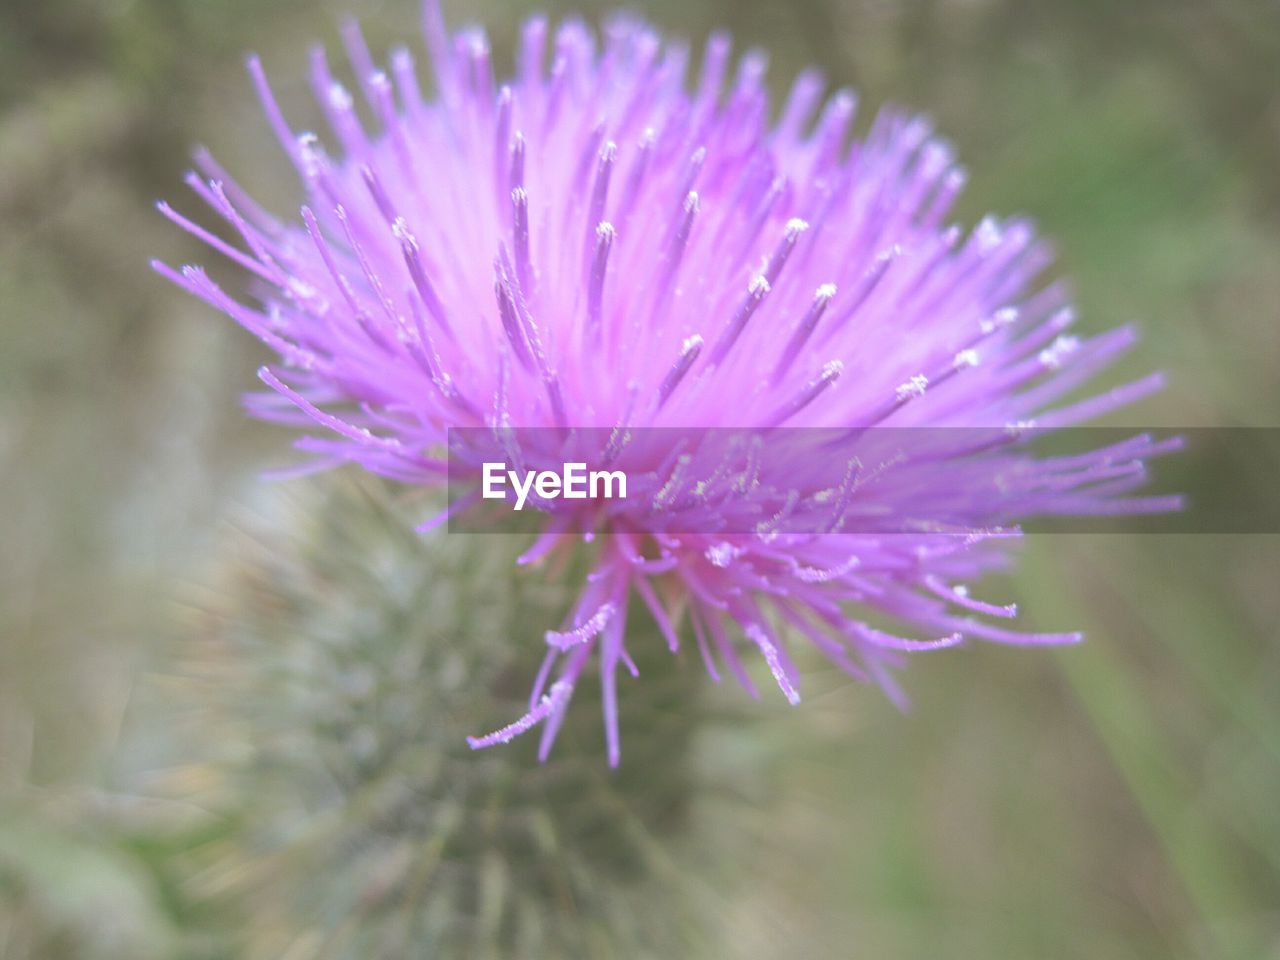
[0, 808, 174, 960]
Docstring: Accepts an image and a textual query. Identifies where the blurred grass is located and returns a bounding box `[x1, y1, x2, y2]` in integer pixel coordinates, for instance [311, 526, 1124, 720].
[1, 0, 1278, 957]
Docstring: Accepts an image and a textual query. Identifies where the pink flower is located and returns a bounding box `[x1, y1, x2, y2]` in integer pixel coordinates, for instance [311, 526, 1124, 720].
[156, 2, 1177, 765]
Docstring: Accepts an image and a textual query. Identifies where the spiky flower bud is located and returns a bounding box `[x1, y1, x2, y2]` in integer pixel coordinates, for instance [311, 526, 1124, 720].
[181, 479, 759, 958]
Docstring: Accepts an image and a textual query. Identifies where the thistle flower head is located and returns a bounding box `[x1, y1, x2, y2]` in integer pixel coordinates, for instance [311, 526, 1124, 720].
[157, 1, 1176, 764]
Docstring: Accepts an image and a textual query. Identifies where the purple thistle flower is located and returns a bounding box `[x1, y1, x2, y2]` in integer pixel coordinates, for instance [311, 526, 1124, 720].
[156, 1, 1178, 765]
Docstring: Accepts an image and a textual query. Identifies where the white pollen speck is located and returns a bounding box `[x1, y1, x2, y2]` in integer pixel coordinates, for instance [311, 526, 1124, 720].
[980, 306, 1019, 335]
[749, 275, 771, 295]
[786, 217, 810, 235]
[328, 83, 354, 110]
[288, 278, 318, 300]
[705, 542, 741, 567]
[1007, 222, 1033, 246]
[1039, 335, 1080, 368]
[954, 348, 980, 368]
[922, 143, 952, 175]
[297, 133, 324, 175]
[904, 117, 930, 142]
[976, 216, 1002, 251]
[682, 334, 704, 351]
[896, 374, 929, 401]
[596, 221, 616, 240]
[994, 307, 1019, 326]
[816, 282, 837, 299]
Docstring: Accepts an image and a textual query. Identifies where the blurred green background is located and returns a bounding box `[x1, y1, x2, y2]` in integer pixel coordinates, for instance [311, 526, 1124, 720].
[1, 0, 1278, 957]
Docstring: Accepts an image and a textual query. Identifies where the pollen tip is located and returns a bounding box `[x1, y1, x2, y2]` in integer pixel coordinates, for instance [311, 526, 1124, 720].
[896, 374, 929, 401]
[922, 141, 952, 172]
[994, 306, 1019, 326]
[1039, 335, 1080, 368]
[328, 82, 354, 110]
[976, 216, 1003, 250]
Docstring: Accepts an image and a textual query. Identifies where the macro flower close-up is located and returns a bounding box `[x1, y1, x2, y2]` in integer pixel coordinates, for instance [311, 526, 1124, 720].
[4, 0, 1278, 957]
[157, 2, 1178, 765]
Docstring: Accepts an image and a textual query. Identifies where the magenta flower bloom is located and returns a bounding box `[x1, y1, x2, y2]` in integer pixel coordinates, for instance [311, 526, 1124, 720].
[156, 2, 1178, 765]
